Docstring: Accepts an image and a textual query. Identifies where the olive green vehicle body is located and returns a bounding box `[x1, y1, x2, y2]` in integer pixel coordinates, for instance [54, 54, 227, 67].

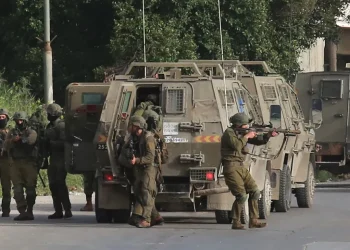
[64, 60, 316, 224]
[295, 69, 350, 174]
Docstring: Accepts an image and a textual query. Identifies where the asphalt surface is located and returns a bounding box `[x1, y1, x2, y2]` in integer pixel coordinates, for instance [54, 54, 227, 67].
[1, 189, 350, 250]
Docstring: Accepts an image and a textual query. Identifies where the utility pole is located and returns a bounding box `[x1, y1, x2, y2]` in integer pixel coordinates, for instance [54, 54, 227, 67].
[142, 0, 147, 78]
[43, 0, 53, 104]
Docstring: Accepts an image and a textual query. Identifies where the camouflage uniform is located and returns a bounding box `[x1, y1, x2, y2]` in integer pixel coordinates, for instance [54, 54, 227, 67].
[7, 111, 38, 221]
[45, 103, 72, 219]
[133, 94, 160, 117]
[0, 108, 11, 217]
[80, 171, 95, 211]
[142, 109, 164, 226]
[221, 113, 270, 229]
[118, 116, 158, 228]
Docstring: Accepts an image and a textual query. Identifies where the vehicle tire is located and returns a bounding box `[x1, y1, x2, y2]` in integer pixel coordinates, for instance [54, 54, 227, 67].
[95, 178, 113, 223]
[258, 170, 272, 219]
[240, 202, 249, 224]
[113, 209, 131, 223]
[295, 162, 315, 208]
[274, 164, 292, 212]
[215, 210, 232, 224]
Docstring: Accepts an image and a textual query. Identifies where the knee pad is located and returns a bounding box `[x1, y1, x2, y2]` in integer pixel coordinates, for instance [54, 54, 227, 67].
[235, 193, 248, 204]
[249, 189, 261, 200]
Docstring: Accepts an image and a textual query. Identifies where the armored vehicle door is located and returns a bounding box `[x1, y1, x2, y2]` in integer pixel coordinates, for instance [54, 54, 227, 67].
[97, 82, 136, 172]
[64, 83, 110, 173]
[161, 82, 195, 176]
[310, 74, 349, 144]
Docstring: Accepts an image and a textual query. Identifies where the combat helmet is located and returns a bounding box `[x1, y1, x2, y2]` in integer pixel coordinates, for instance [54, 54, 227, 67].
[229, 113, 250, 127]
[130, 115, 147, 129]
[13, 111, 28, 121]
[46, 103, 62, 116]
[0, 108, 9, 120]
[146, 94, 157, 104]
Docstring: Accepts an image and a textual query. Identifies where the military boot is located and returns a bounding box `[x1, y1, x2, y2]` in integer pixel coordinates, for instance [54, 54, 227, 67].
[249, 219, 267, 229]
[64, 210, 73, 219]
[231, 219, 245, 230]
[2, 210, 10, 217]
[151, 216, 164, 226]
[13, 207, 26, 221]
[14, 207, 33, 221]
[135, 219, 151, 228]
[25, 206, 34, 220]
[2, 207, 10, 217]
[128, 214, 140, 226]
[48, 211, 63, 219]
[80, 197, 93, 212]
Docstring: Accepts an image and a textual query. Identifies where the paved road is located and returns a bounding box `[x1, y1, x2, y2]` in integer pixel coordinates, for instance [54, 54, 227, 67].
[1, 189, 350, 250]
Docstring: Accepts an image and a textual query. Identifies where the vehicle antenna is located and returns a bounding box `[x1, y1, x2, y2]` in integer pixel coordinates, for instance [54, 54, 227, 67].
[217, 0, 229, 125]
[142, 0, 147, 78]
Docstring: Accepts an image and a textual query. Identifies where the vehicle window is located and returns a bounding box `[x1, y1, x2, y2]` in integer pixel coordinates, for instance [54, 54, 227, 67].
[122, 91, 132, 112]
[82, 93, 104, 105]
[218, 89, 235, 105]
[312, 99, 323, 125]
[165, 88, 185, 113]
[321, 79, 343, 99]
[270, 104, 281, 128]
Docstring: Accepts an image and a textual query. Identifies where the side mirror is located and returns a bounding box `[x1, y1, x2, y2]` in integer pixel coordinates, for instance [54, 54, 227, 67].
[312, 99, 322, 126]
[269, 105, 281, 128]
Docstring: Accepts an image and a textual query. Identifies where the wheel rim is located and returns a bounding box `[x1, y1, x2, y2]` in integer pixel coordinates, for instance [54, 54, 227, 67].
[309, 165, 315, 199]
[265, 174, 272, 215]
[285, 173, 292, 206]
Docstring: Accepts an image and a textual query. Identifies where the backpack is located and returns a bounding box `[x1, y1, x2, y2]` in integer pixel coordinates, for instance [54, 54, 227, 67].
[142, 109, 168, 165]
[153, 130, 169, 165]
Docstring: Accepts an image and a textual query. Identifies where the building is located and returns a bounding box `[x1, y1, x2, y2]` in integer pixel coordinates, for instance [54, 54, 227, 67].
[298, 5, 350, 73]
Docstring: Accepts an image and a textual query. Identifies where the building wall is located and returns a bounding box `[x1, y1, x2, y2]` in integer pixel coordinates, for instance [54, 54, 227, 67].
[338, 28, 350, 55]
[298, 38, 325, 72]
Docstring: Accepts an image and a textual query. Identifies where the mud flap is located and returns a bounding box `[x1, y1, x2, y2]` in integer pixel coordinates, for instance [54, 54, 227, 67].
[97, 178, 131, 210]
[207, 178, 234, 211]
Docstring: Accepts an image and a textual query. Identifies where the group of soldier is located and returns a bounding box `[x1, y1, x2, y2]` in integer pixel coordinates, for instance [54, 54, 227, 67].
[0, 103, 72, 221]
[0, 93, 277, 230]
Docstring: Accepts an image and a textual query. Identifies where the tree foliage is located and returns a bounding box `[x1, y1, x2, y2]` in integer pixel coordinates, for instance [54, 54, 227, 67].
[0, 0, 349, 103]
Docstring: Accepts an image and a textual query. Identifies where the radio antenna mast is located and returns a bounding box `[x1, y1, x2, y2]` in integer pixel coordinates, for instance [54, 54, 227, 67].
[142, 0, 147, 78]
[217, 0, 229, 125]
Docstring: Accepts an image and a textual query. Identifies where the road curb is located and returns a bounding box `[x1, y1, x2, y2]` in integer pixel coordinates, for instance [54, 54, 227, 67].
[316, 182, 350, 188]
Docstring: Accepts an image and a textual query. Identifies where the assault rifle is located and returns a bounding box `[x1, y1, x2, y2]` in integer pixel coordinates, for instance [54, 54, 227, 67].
[235, 125, 301, 137]
[126, 135, 136, 160]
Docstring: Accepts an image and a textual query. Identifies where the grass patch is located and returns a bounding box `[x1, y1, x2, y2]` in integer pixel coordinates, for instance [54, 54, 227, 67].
[0, 77, 84, 197]
[315, 170, 338, 183]
[0, 171, 84, 197]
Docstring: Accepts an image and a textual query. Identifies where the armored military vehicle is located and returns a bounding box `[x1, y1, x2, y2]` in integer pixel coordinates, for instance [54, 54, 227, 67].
[87, 60, 315, 224]
[64, 82, 111, 174]
[179, 60, 316, 213]
[295, 66, 350, 175]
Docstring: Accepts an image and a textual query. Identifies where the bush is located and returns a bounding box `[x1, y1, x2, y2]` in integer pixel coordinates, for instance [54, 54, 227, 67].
[0, 78, 84, 197]
[315, 170, 336, 183]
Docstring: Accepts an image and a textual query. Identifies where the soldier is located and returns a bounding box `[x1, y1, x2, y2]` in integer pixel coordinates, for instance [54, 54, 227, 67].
[80, 172, 95, 211]
[221, 113, 278, 230]
[0, 108, 11, 217]
[118, 116, 158, 228]
[7, 111, 38, 220]
[45, 103, 72, 219]
[133, 94, 161, 117]
[142, 109, 165, 226]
